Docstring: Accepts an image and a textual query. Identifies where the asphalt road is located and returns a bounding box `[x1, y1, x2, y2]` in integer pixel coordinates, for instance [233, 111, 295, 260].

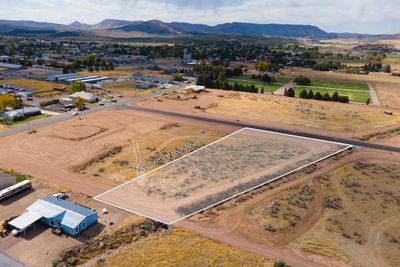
[122, 105, 400, 154]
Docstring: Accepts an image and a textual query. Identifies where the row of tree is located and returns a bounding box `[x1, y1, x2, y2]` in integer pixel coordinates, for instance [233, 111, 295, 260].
[197, 74, 259, 93]
[284, 88, 350, 103]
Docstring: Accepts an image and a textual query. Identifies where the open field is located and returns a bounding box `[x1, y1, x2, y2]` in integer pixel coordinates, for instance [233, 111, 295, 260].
[102, 82, 156, 99]
[138, 89, 400, 133]
[293, 86, 371, 103]
[232, 74, 293, 84]
[175, 149, 400, 267]
[96, 128, 348, 224]
[1, 78, 65, 93]
[0, 109, 226, 196]
[96, 229, 273, 267]
[290, 157, 400, 267]
[309, 80, 369, 91]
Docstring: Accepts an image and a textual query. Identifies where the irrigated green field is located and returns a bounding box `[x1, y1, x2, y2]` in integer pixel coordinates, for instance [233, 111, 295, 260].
[309, 80, 369, 90]
[294, 87, 371, 103]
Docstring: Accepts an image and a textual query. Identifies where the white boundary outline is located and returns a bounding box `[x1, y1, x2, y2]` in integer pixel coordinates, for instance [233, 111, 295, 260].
[94, 127, 353, 225]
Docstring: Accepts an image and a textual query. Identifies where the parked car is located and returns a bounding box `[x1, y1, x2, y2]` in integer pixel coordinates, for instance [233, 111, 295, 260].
[72, 112, 79, 116]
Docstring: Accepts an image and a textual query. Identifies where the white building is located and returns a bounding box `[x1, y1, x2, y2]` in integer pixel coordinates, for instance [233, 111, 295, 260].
[69, 91, 98, 103]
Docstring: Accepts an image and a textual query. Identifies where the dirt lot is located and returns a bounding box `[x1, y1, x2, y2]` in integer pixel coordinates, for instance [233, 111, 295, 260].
[137, 89, 400, 135]
[175, 150, 400, 267]
[96, 128, 346, 223]
[0, 109, 227, 196]
[0, 176, 130, 267]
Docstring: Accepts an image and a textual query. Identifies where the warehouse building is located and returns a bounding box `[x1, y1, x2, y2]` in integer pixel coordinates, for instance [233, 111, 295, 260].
[9, 196, 98, 237]
[47, 74, 111, 84]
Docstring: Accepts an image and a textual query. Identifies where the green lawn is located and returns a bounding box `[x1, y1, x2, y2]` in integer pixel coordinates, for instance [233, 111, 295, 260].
[294, 87, 371, 103]
[231, 75, 292, 85]
[309, 80, 369, 91]
[227, 80, 281, 93]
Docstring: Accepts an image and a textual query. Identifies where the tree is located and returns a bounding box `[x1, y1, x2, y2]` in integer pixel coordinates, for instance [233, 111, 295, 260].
[331, 91, 339, 102]
[338, 96, 350, 103]
[0, 94, 14, 112]
[255, 60, 269, 72]
[366, 98, 370, 105]
[307, 89, 314, 99]
[260, 74, 272, 84]
[286, 88, 295, 97]
[299, 89, 308, 99]
[261, 87, 264, 94]
[322, 92, 331, 101]
[12, 97, 23, 109]
[293, 75, 311, 86]
[86, 54, 95, 66]
[173, 73, 184, 82]
[68, 81, 86, 94]
[313, 92, 322, 100]
[274, 261, 290, 267]
[74, 96, 85, 108]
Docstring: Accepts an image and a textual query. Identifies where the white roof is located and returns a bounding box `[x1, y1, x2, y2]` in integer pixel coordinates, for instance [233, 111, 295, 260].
[61, 211, 86, 229]
[27, 199, 65, 218]
[9, 211, 42, 230]
[70, 91, 96, 100]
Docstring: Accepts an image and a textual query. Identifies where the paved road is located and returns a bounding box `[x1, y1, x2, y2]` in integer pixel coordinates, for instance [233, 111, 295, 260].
[122, 105, 400, 153]
[0, 87, 177, 138]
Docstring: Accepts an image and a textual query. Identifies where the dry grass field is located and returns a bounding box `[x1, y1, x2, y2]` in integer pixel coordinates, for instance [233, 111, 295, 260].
[289, 159, 400, 267]
[1, 78, 65, 93]
[102, 81, 156, 98]
[139, 89, 400, 134]
[96, 230, 273, 267]
[96, 128, 346, 224]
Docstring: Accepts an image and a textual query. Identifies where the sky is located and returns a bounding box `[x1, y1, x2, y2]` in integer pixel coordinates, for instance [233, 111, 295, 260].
[0, 0, 399, 34]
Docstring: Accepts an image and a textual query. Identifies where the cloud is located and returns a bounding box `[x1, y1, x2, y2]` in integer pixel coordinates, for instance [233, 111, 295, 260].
[0, 0, 398, 34]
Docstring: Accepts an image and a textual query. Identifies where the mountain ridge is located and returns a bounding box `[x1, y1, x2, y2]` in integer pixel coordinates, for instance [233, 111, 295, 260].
[0, 19, 398, 40]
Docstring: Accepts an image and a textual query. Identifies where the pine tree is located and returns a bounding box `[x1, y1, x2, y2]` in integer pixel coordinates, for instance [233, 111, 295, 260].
[286, 88, 295, 97]
[366, 98, 370, 105]
[299, 89, 308, 99]
[322, 92, 331, 101]
[332, 91, 339, 102]
[307, 89, 314, 99]
[313, 92, 322, 100]
[261, 87, 264, 94]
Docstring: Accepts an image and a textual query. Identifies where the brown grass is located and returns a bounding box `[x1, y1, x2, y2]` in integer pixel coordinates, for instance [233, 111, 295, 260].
[97, 230, 274, 267]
